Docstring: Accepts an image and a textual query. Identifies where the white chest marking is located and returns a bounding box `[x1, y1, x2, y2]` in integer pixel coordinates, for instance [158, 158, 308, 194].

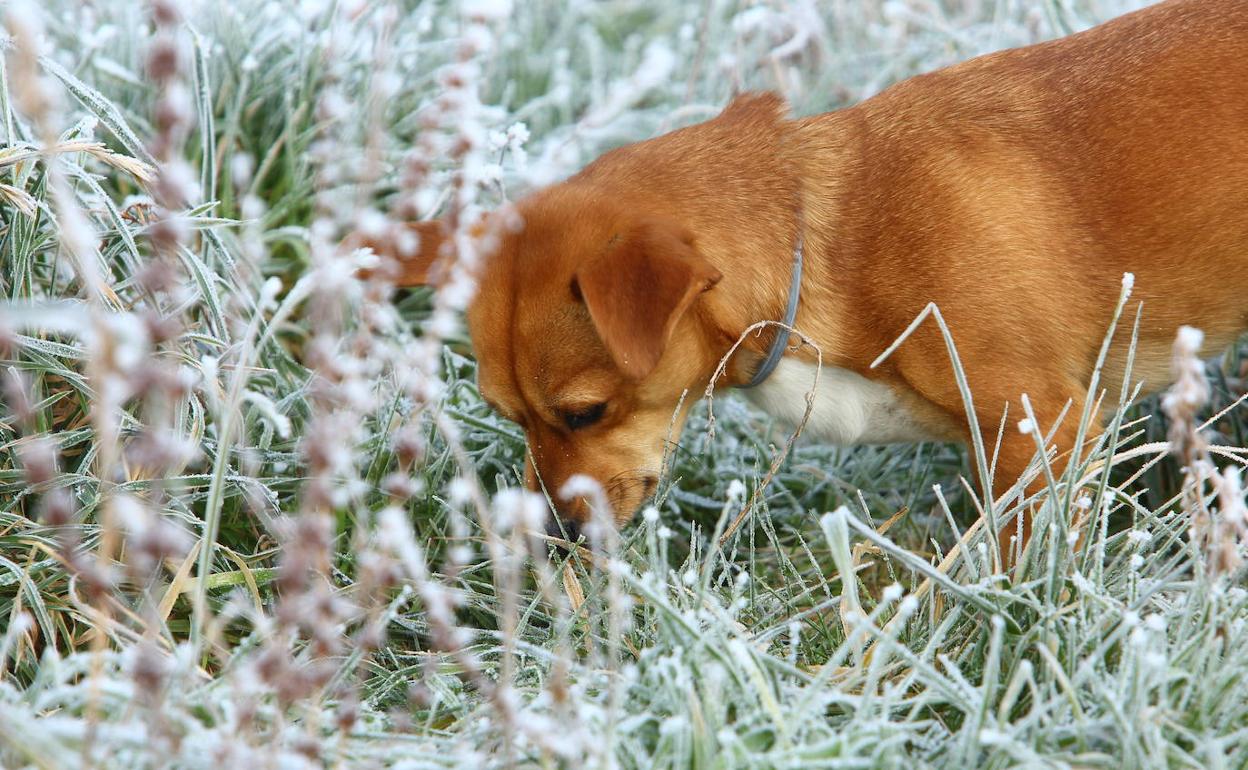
[742, 359, 942, 445]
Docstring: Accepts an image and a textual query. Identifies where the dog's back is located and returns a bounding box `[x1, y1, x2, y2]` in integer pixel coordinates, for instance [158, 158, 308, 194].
[793, 0, 1248, 412]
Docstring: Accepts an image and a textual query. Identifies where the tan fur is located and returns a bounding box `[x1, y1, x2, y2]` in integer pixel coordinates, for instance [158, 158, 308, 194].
[360, 0, 1248, 559]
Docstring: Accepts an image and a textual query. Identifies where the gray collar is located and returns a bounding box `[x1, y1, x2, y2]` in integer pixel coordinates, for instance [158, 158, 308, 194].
[739, 230, 803, 388]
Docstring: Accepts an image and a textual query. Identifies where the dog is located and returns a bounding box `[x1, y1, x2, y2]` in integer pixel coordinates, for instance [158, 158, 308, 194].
[361, 0, 1248, 565]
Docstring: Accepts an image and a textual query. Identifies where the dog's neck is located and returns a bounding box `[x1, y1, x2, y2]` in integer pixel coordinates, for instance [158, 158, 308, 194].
[738, 215, 804, 388]
[669, 113, 862, 386]
[574, 101, 864, 384]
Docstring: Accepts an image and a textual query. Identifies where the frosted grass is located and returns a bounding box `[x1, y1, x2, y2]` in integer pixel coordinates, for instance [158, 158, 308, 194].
[2, 1, 1245, 768]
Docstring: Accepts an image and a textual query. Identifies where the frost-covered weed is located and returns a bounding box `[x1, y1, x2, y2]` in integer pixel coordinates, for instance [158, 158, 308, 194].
[2, 0, 1246, 768]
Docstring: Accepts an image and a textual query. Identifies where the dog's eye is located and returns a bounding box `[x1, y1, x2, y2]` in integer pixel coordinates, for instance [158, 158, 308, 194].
[562, 402, 607, 431]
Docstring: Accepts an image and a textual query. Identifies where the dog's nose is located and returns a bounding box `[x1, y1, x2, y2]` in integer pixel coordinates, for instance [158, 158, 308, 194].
[545, 517, 582, 552]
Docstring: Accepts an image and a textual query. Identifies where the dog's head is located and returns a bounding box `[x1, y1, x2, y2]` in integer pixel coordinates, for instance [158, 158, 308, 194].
[362, 93, 798, 538]
[376, 189, 724, 537]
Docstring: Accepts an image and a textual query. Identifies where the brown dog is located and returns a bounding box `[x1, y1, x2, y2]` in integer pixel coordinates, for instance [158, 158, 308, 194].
[365, 0, 1248, 562]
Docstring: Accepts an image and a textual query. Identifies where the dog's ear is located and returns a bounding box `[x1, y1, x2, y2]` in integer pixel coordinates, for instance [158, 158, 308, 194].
[718, 91, 788, 125]
[345, 219, 451, 286]
[575, 219, 722, 380]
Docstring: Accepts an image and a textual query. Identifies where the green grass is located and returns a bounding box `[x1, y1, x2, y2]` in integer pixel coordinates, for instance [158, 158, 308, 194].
[3, 0, 1248, 767]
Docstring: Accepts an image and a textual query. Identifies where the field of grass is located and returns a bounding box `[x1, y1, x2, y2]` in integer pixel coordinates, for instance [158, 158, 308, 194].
[2, 0, 1247, 767]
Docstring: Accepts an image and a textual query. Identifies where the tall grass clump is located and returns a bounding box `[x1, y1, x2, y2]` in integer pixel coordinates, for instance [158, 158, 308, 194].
[3, 0, 1246, 767]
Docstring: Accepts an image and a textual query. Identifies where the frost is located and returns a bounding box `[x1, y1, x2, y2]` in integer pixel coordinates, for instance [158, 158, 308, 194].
[461, 0, 512, 22]
[427, 308, 460, 339]
[581, 41, 676, 128]
[1175, 325, 1204, 353]
[560, 474, 602, 500]
[355, 207, 387, 237]
[242, 390, 292, 438]
[1071, 571, 1094, 593]
[438, 477, 469, 509]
